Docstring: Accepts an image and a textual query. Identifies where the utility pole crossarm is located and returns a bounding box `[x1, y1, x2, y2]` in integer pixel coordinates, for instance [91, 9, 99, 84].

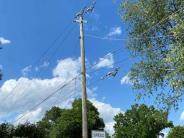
[74, 1, 96, 19]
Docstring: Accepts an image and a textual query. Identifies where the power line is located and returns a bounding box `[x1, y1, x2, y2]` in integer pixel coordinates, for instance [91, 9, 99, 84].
[48, 79, 81, 108]
[14, 26, 78, 111]
[15, 76, 79, 123]
[88, 46, 124, 70]
[86, 6, 184, 42]
[14, 46, 128, 123]
[33, 23, 73, 67]
[10, 37, 175, 123]
[16, 24, 80, 122]
[16, 88, 79, 124]
[43, 25, 77, 63]
[0, 23, 76, 106]
[85, 33, 181, 41]
[88, 55, 130, 75]
[87, 57, 130, 87]
[11, 2, 184, 127]
[4, 3, 181, 109]
[14, 21, 175, 123]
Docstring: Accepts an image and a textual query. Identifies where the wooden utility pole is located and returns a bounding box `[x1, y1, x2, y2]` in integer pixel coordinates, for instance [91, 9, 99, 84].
[79, 15, 88, 138]
[74, 1, 96, 138]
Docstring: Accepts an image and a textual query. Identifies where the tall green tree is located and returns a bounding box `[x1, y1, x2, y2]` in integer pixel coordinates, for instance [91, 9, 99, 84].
[113, 104, 173, 138]
[121, 0, 184, 109]
[167, 126, 184, 138]
[37, 106, 65, 137]
[39, 99, 105, 138]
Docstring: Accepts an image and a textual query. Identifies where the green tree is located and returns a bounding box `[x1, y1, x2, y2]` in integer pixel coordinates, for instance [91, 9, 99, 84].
[48, 99, 105, 138]
[114, 104, 173, 138]
[105, 132, 111, 138]
[14, 122, 44, 138]
[0, 123, 14, 138]
[167, 126, 184, 138]
[121, 0, 184, 109]
[37, 107, 65, 137]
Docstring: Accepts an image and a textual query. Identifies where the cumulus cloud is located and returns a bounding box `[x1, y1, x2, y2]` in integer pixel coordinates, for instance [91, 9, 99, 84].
[121, 73, 132, 85]
[21, 65, 32, 77]
[0, 37, 11, 45]
[0, 58, 82, 124]
[0, 77, 80, 124]
[93, 53, 114, 69]
[91, 99, 124, 135]
[107, 27, 122, 37]
[53, 58, 80, 78]
[0, 57, 123, 136]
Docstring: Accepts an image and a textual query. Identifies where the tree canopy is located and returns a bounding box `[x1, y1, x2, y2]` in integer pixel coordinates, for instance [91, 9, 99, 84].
[121, 0, 184, 109]
[39, 99, 105, 138]
[167, 126, 184, 138]
[113, 104, 173, 138]
[0, 123, 14, 138]
[0, 122, 44, 138]
[0, 99, 105, 138]
[14, 122, 44, 138]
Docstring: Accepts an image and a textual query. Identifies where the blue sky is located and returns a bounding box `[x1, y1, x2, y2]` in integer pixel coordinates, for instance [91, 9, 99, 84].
[0, 0, 183, 135]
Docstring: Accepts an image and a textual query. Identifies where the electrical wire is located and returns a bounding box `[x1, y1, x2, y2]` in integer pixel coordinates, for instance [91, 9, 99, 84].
[33, 23, 73, 67]
[87, 56, 130, 87]
[85, 33, 180, 41]
[12, 5, 184, 120]
[14, 46, 128, 123]
[11, 2, 184, 126]
[86, 6, 184, 42]
[88, 46, 124, 70]
[15, 75, 79, 123]
[10, 18, 179, 122]
[16, 88, 79, 124]
[6, 5, 180, 109]
[50, 80, 81, 108]
[14, 27, 78, 106]
[0, 23, 76, 105]
[43, 25, 77, 63]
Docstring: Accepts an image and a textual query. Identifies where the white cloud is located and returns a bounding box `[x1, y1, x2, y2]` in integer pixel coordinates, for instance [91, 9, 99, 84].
[35, 61, 50, 71]
[0, 37, 11, 45]
[41, 61, 50, 68]
[0, 58, 82, 124]
[0, 56, 122, 136]
[15, 108, 43, 124]
[0, 77, 79, 117]
[21, 65, 32, 76]
[121, 73, 132, 85]
[107, 27, 122, 37]
[91, 99, 124, 135]
[93, 53, 114, 69]
[180, 111, 184, 121]
[53, 58, 80, 78]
